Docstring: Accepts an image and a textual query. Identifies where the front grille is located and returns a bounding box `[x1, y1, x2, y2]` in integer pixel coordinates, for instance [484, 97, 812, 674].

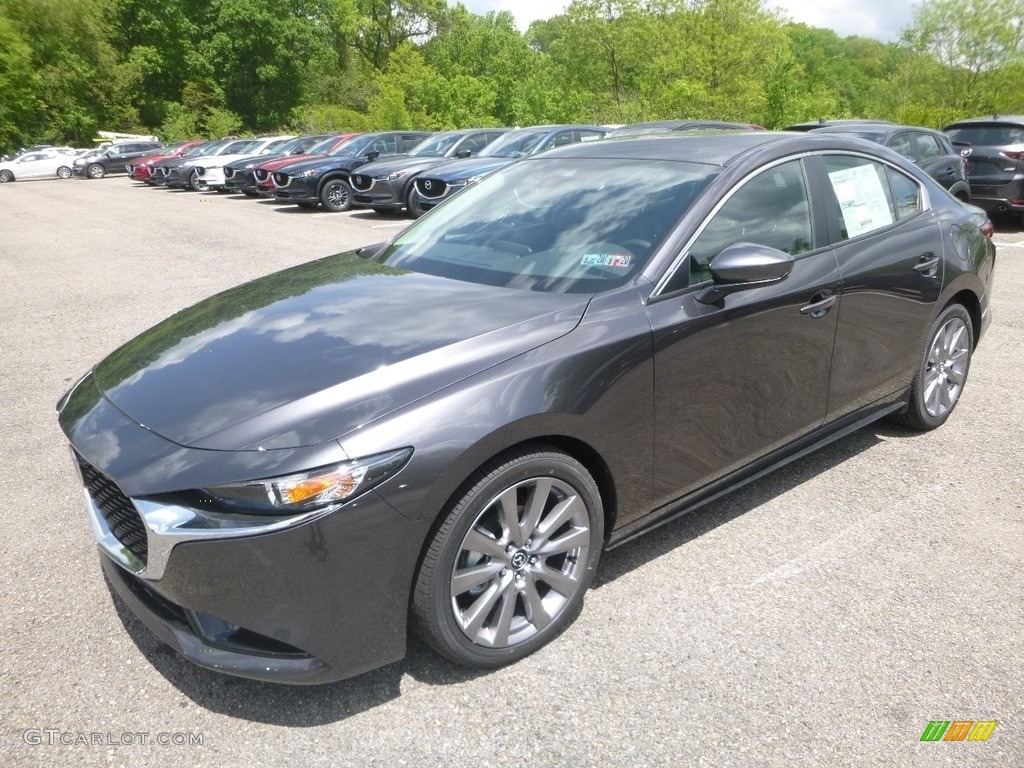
[254, 169, 269, 182]
[416, 178, 447, 198]
[77, 455, 148, 564]
[273, 172, 289, 187]
[224, 168, 236, 179]
[350, 174, 371, 191]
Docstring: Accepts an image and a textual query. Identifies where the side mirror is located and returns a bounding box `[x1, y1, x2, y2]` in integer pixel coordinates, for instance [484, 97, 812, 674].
[365, 150, 380, 161]
[454, 149, 472, 159]
[356, 241, 388, 259]
[696, 242, 794, 305]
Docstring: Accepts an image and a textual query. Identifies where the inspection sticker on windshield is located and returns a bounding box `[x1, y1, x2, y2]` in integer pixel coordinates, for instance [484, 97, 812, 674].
[581, 252, 631, 268]
[827, 163, 893, 238]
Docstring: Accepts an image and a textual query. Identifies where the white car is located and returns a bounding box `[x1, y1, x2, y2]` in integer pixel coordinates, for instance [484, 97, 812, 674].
[191, 135, 293, 191]
[0, 150, 79, 182]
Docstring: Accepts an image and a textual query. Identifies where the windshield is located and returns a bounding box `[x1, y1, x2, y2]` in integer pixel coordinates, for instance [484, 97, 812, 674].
[194, 141, 228, 156]
[479, 130, 549, 158]
[409, 133, 463, 157]
[269, 137, 305, 155]
[307, 135, 341, 154]
[328, 136, 372, 157]
[220, 140, 258, 155]
[376, 158, 716, 294]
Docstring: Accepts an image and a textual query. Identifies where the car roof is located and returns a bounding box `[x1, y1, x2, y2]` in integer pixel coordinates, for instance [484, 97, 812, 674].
[538, 131, 912, 169]
[783, 118, 892, 132]
[944, 115, 1024, 128]
[608, 120, 757, 136]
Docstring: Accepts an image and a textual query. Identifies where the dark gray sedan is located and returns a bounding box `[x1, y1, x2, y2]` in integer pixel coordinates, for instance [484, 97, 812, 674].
[58, 132, 995, 684]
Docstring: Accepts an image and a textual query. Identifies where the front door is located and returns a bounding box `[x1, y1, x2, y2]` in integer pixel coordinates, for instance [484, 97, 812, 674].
[646, 158, 841, 507]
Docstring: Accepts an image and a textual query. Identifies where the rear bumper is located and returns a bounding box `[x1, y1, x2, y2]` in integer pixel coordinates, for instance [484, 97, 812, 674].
[966, 180, 1024, 213]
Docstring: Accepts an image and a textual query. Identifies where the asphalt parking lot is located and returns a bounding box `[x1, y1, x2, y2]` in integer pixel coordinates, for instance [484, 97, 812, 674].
[2, 176, 1022, 767]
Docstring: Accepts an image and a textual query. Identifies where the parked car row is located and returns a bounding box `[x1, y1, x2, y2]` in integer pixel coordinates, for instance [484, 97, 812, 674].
[10, 115, 1019, 224]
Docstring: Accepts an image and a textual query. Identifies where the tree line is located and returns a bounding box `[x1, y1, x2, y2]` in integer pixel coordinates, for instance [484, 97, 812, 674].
[1, 0, 1021, 153]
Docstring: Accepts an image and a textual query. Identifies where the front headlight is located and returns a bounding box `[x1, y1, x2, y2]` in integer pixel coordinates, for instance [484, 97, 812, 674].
[448, 176, 482, 189]
[373, 170, 409, 182]
[203, 448, 412, 515]
[297, 168, 322, 178]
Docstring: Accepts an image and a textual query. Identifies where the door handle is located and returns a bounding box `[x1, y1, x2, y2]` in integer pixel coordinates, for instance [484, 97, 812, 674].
[914, 253, 940, 277]
[799, 292, 837, 318]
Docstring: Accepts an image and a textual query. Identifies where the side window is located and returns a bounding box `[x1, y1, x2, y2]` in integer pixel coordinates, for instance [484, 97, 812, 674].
[462, 133, 494, 153]
[823, 156, 896, 240]
[576, 130, 605, 142]
[914, 133, 943, 160]
[683, 159, 813, 287]
[373, 136, 398, 155]
[886, 167, 922, 220]
[549, 131, 577, 149]
[887, 134, 914, 159]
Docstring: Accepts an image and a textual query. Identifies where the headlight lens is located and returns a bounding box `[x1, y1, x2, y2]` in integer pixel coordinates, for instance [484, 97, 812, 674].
[203, 448, 412, 515]
[449, 176, 482, 189]
[373, 170, 409, 182]
[297, 168, 322, 178]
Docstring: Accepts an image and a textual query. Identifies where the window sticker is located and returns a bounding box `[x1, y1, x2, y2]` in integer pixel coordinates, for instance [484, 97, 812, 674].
[581, 252, 632, 268]
[827, 163, 893, 238]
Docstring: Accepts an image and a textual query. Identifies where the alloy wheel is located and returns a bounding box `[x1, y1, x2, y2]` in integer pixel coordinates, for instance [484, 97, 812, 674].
[57, 166, 72, 179]
[450, 476, 592, 648]
[923, 316, 969, 418]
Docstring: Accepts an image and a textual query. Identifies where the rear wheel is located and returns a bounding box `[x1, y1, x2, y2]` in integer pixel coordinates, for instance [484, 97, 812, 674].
[87, 164, 105, 179]
[319, 178, 352, 212]
[891, 303, 973, 430]
[0, 170, 14, 182]
[412, 448, 603, 669]
[56, 166, 72, 179]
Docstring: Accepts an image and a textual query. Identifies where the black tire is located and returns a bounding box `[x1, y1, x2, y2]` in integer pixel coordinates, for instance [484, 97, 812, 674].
[891, 303, 973, 430]
[412, 447, 603, 669]
[373, 207, 398, 215]
[0, 170, 14, 183]
[319, 178, 352, 212]
[189, 169, 207, 191]
[406, 187, 428, 218]
[56, 166, 72, 179]
[296, 201, 318, 209]
[87, 163, 106, 179]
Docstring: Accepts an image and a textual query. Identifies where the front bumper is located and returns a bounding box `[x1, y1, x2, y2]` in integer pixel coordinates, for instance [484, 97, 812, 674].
[60, 375, 431, 684]
[196, 167, 226, 188]
[273, 175, 319, 204]
[223, 169, 257, 193]
[351, 178, 404, 210]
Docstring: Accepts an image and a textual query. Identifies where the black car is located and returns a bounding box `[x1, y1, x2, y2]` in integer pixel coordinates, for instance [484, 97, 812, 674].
[810, 122, 972, 201]
[222, 134, 339, 196]
[73, 141, 164, 179]
[409, 125, 607, 217]
[350, 129, 509, 214]
[606, 120, 762, 137]
[58, 132, 994, 684]
[273, 132, 432, 211]
[944, 115, 1024, 222]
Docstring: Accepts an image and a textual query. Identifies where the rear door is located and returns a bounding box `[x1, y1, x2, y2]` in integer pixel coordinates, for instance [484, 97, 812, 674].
[912, 131, 964, 190]
[811, 153, 945, 420]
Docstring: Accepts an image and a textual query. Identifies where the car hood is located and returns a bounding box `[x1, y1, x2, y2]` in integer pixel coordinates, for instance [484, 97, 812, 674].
[281, 152, 399, 176]
[353, 156, 450, 179]
[257, 154, 327, 172]
[92, 252, 590, 451]
[425, 157, 515, 182]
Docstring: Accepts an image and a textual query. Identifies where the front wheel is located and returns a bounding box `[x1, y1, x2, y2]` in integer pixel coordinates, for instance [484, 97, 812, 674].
[0, 170, 14, 183]
[406, 187, 428, 218]
[892, 303, 973, 430]
[56, 166, 72, 179]
[412, 448, 603, 669]
[87, 164, 105, 179]
[319, 178, 352, 212]
[189, 169, 207, 191]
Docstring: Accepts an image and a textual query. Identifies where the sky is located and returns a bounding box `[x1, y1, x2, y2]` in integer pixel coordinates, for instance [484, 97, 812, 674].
[454, 0, 916, 42]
